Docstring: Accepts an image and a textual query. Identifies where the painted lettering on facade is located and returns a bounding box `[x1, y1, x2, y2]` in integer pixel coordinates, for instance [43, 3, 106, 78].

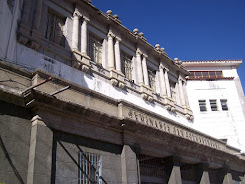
[128, 109, 224, 151]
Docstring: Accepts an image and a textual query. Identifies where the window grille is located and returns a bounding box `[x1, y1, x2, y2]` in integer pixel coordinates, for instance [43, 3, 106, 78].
[121, 53, 133, 80]
[198, 100, 207, 111]
[170, 82, 176, 102]
[220, 99, 228, 111]
[210, 99, 218, 111]
[148, 70, 156, 92]
[45, 11, 65, 47]
[89, 35, 102, 64]
[78, 152, 102, 184]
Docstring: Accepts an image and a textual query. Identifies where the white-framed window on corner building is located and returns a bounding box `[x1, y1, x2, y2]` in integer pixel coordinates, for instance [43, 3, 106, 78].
[45, 10, 65, 47]
[210, 99, 218, 111]
[121, 52, 133, 80]
[198, 100, 207, 112]
[148, 69, 156, 92]
[88, 35, 102, 64]
[78, 152, 102, 184]
[220, 99, 228, 111]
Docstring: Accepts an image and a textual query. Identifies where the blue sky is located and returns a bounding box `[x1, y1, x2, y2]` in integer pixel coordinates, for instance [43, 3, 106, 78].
[92, 0, 245, 91]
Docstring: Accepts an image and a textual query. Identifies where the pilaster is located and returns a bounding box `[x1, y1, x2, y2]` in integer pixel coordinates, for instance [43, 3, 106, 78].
[216, 165, 235, 184]
[108, 30, 115, 71]
[136, 48, 144, 85]
[72, 9, 90, 73]
[142, 54, 149, 87]
[30, 0, 43, 50]
[195, 163, 211, 184]
[81, 17, 89, 56]
[115, 37, 122, 74]
[166, 156, 182, 184]
[178, 76, 185, 106]
[27, 115, 53, 184]
[121, 145, 139, 184]
[164, 68, 171, 98]
[159, 63, 167, 97]
[72, 9, 81, 51]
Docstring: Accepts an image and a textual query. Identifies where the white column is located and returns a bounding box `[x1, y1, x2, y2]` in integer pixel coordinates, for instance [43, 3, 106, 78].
[81, 18, 89, 55]
[108, 31, 115, 70]
[33, 0, 43, 31]
[159, 64, 167, 96]
[142, 54, 149, 87]
[72, 11, 80, 50]
[164, 69, 171, 98]
[115, 37, 122, 72]
[136, 49, 144, 85]
[178, 77, 185, 106]
[183, 81, 190, 107]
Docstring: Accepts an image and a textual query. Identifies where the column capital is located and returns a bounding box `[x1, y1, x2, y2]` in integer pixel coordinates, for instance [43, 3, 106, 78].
[83, 16, 90, 22]
[115, 36, 122, 42]
[73, 8, 82, 18]
[108, 30, 115, 38]
[142, 53, 148, 58]
[178, 76, 183, 82]
[159, 63, 164, 70]
[163, 67, 169, 72]
[136, 48, 142, 55]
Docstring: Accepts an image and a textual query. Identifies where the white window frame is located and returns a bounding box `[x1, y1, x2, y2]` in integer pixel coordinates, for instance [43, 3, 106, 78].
[170, 81, 176, 102]
[148, 69, 156, 92]
[121, 52, 133, 80]
[209, 99, 218, 111]
[45, 10, 66, 47]
[198, 100, 207, 112]
[220, 99, 228, 111]
[88, 34, 103, 64]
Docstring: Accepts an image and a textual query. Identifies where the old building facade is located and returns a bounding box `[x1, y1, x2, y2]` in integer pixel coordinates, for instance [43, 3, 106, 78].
[0, 0, 245, 183]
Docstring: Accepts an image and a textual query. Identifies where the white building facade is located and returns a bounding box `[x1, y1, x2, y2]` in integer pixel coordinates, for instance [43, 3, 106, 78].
[183, 60, 245, 152]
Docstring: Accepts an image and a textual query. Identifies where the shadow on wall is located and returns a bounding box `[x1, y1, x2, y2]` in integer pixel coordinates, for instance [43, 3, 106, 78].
[14, 9, 91, 90]
[0, 136, 25, 184]
[51, 131, 123, 184]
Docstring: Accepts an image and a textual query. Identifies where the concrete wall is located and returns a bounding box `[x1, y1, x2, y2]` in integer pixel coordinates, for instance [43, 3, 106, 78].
[53, 131, 124, 184]
[0, 101, 32, 184]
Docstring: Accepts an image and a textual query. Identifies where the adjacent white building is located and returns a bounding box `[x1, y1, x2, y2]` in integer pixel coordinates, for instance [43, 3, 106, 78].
[183, 60, 245, 151]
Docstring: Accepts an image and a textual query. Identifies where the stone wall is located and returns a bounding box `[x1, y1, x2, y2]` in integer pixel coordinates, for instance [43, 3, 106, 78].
[0, 101, 32, 184]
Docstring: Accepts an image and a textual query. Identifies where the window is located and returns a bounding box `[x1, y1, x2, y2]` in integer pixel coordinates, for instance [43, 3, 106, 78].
[170, 82, 176, 102]
[189, 71, 223, 79]
[89, 35, 102, 64]
[210, 99, 218, 111]
[148, 70, 156, 92]
[198, 100, 207, 112]
[78, 152, 102, 184]
[45, 11, 65, 47]
[220, 99, 228, 111]
[121, 53, 133, 80]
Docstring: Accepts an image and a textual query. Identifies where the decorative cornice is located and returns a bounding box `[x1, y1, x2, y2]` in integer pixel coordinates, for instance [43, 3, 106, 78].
[182, 60, 242, 68]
